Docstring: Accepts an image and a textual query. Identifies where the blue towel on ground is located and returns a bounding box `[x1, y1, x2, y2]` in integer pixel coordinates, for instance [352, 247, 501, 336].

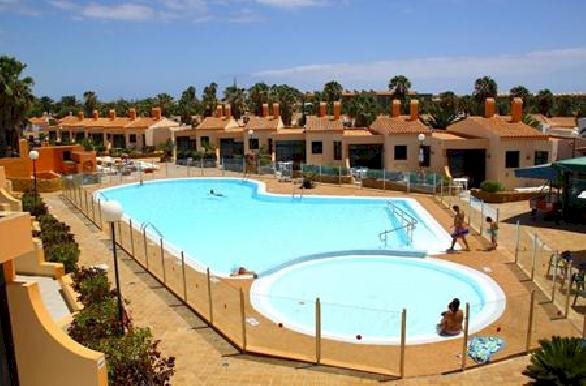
[467, 336, 505, 364]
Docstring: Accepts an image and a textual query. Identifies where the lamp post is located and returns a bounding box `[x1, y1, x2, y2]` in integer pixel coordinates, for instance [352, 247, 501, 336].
[101, 200, 125, 335]
[28, 150, 39, 205]
[418, 133, 426, 170]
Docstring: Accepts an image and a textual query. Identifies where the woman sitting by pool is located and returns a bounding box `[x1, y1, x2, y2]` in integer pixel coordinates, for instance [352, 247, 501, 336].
[438, 298, 464, 336]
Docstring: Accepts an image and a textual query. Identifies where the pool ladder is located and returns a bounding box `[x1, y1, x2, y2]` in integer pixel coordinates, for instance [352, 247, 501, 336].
[292, 178, 304, 199]
[379, 201, 417, 246]
[140, 221, 164, 238]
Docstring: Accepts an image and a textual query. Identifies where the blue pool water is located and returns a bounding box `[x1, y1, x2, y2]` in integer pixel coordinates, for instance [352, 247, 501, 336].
[97, 178, 453, 276]
[251, 255, 505, 344]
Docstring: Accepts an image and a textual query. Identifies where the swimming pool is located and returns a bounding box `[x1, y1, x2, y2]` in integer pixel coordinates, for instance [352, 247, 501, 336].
[251, 255, 505, 344]
[97, 178, 454, 276]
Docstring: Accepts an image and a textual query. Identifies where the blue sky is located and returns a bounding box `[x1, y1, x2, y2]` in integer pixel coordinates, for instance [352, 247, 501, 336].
[1, 0, 586, 100]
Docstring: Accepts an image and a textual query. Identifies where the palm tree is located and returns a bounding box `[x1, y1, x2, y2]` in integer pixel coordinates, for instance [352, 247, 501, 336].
[202, 82, 218, 117]
[223, 85, 246, 119]
[388, 75, 411, 100]
[347, 93, 377, 127]
[424, 102, 463, 130]
[523, 337, 586, 385]
[178, 86, 199, 124]
[154, 93, 173, 117]
[0, 56, 34, 156]
[248, 82, 270, 116]
[536, 89, 554, 117]
[83, 90, 98, 116]
[323, 80, 343, 103]
[270, 84, 301, 125]
[473, 76, 497, 103]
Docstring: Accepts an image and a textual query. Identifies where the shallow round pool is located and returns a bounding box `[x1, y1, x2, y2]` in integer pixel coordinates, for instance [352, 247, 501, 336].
[250, 255, 505, 344]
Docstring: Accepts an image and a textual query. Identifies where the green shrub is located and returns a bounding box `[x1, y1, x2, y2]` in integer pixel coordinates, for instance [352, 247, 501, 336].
[68, 268, 175, 385]
[523, 337, 586, 385]
[68, 296, 121, 346]
[44, 241, 79, 272]
[21, 191, 48, 216]
[96, 328, 175, 385]
[72, 267, 116, 306]
[480, 180, 504, 193]
[302, 173, 315, 189]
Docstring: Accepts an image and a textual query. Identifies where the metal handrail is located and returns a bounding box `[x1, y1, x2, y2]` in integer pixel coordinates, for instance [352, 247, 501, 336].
[292, 178, 303, 199]
[379, 201, 418, 246]
[140, 221, 163, 238]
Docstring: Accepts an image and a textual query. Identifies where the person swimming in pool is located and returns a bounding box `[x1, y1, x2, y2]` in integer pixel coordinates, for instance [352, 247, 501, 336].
[209, 189, 225, 197]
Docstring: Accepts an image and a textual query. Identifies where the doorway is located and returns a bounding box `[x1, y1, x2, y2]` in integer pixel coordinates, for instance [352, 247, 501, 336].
[446, 149, 486, 188]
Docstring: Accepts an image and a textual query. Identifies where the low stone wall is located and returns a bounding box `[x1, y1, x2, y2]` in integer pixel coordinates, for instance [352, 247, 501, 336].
[471, 189, 536, 203]
[10, 176, 63, 193]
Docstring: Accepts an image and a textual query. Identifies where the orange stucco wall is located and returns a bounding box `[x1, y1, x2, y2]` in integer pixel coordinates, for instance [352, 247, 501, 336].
[7, 281, 107, 386]
[0, 212, 33, 264]
[0, 140, 96, 178]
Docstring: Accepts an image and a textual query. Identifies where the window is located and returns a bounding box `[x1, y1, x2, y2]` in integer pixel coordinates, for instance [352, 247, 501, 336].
[394, 145, 407, 160]
[311, 141, 323, 154]
[129, 134, 136, 143]
[268, 139, 273, 154]
[333, 141, 342, 161]
[200, 136, 209, 149]
[535, 151, 549, 165]
[62, 151, 72, 161]
[249, 138, 259, 150]
[505, 151, 520, 169]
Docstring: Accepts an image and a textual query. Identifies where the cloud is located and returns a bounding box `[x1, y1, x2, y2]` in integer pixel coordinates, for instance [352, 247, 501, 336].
[227, 8, 262, 23]
[47, 0, 211, 22]
[252, 48, 586, 92]
[254, 0, 327, 8]
[0, 0, 41, 15]
[81, 3, 155, 21]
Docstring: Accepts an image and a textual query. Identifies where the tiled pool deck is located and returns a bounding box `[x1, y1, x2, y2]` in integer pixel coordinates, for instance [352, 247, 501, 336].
[43, 165, 585, 384]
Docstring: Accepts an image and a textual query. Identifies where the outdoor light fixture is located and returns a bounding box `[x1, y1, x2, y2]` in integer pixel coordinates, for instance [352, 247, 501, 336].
[28, 150, 40, 203]
[101, 200, 125, 334]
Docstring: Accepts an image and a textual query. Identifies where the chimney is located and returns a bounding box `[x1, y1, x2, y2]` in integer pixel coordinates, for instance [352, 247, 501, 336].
[151, 107, 162, 120]
[215, 105, 223, 118]
[92, 109, 98, 120]
[319, 102, 327, 118]
[391, 99, 401, 117]
[484, 98, 495, 118]
[511, 97, 523, 123]
[128, 108, 136, 121]
[109, 109, 116, 120]
[78, 111, 84, 121]
[224, 104, 231, 119]
[333, 101, 341, 120]
[410, 99, 419, 121]
[272, 103, 280, 119]
[262, 103, 269, 118]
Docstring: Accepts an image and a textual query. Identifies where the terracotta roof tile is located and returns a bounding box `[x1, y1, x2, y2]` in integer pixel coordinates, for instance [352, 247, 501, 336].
[545, 116, 577, 128]
[305, 116, 344, 132]
[370, 116, 431, 135]
[58, 116, 175, 130]
[245, 116, 281, 131]
[197, 117, 234, 130]
[448, 116, 547, 139]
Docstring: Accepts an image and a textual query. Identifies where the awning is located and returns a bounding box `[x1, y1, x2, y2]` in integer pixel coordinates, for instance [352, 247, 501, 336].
[552, 156, 586, 173]
[514, 164, 557, 180]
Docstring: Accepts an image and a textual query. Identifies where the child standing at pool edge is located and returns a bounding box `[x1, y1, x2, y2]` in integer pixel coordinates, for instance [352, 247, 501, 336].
[486, 216, 498, 250]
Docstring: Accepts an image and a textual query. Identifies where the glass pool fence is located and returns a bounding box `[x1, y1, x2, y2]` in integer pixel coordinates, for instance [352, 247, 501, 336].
[60, 178, 585, 379]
